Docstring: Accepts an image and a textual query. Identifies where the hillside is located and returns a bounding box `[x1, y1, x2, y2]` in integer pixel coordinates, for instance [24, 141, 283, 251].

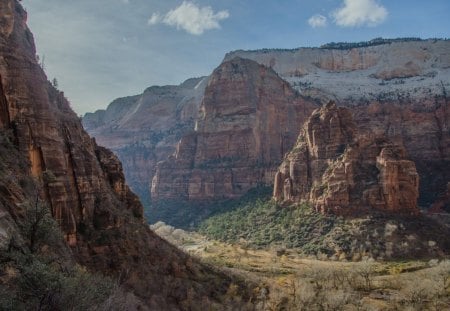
[0, 1, 256, 309]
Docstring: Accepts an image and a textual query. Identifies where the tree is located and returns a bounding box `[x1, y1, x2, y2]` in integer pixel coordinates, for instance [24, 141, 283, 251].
[52, 78, 58, 89]
[20, 192, 57, 253]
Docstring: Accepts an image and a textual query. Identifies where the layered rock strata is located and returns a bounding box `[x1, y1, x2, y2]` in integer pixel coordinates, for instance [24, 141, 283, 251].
[274, 102, 420, 215]
[224, 39, 450, 106]
[83, 77, 207, 200]
[151, 57, 317, 201]
[84, 39, 449, 209]
[0, 1, 244, 308]
[225, 40, 450, 209]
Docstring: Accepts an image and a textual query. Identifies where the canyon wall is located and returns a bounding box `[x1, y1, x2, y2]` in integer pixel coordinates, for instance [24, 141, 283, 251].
[83, 77, 207, 201]
[85, 39, 449, 212]
[0, 1, 241, 308]
[151, 57, 317, 201]
[225, 40, 450, 209]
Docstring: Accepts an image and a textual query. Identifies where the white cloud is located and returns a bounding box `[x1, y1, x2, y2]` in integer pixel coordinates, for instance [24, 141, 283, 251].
[148, 13, 162, 25]
[332, 0, 388, 27]
[148, 1, 229, 35]
[308, 14, 327, 28]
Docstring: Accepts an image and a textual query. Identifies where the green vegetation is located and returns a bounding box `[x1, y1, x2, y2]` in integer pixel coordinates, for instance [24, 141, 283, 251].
[197, 193, 450, 259]
[199, 199, 338, 252]
[320, 37, 427, 49]
[147, 186, 273, 229]
[0, 252, 115, 310]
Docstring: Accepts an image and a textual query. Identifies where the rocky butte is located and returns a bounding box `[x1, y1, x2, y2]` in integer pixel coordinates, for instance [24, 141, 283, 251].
[274, 101, 420, 216]
[0, 1, 253, 309]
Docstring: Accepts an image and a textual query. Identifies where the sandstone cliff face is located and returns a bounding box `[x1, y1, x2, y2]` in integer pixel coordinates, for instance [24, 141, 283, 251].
[0, 1, 244, 308]
[226, 41, 450, 209]
[151, 57, 317, 201]
[83, 40, 449, 211]
[224, 39, 450, 105]
[274, 102, 420, 215]
[83, 77, 207, 200]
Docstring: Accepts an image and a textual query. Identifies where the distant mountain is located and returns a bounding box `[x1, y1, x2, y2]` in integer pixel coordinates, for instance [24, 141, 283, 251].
[84, 38, 449, 226]
[83, 77, 207, 201]
[224, 38, 450, 106]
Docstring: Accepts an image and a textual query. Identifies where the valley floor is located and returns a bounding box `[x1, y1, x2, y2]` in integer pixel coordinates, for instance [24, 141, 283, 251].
[151, 222, 450, 310]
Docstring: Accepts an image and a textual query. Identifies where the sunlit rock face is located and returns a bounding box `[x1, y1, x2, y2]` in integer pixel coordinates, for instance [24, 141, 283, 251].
[227, 40, 449, 209]
[0, 2, 239, 309]
[274, 102, 420, 216]
[151, 57, 317, 201]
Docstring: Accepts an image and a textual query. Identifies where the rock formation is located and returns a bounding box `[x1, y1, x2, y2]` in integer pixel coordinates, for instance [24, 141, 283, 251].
[0, 1, 249, 308]
[83, 77, 207, 201]
[274, 102, 420, 215]
[224, 39, 450, 106]
[151, 57, 317, 201]
[85, 39, 449, 211]
[224, 40, 450, 209]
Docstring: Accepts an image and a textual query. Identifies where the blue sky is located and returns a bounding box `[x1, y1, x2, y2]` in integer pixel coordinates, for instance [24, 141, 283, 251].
[21, 0, 450, 114]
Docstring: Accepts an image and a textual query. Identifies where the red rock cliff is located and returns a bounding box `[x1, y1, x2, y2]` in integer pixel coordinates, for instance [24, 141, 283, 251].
[0, 1, 244, 308]
[226, 41, 450, 209]
[83, 77, 207, 201]
[151, 57, 317, 201]
[274, 102, 420, 215]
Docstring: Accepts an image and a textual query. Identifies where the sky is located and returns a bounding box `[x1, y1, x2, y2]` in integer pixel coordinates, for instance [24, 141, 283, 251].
[21, 0, 450, 115]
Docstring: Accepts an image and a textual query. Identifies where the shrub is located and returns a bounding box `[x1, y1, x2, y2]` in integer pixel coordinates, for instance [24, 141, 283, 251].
[19, 194, 61, 253]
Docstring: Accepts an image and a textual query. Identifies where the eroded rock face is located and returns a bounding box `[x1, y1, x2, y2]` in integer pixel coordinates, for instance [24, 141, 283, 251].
[151, 57, 317, 201]
[0, 1, 242, 308]
[224, 39, 450, 105]
[0, 0, 137, 244]
[274, 102, 420, 215]
[83, 77, 207, 201]
[226, 41, 450, 209]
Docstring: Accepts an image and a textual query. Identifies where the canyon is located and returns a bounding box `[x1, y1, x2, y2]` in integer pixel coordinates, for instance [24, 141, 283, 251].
[86, 38, 449, 215]
[1, 0, 449, 309]
[0, 1, 250, 309]
[83, 77, 207, 201]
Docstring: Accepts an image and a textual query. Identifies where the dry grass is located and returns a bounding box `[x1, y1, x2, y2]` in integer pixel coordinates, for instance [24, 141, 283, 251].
[154, 224, 450, 310]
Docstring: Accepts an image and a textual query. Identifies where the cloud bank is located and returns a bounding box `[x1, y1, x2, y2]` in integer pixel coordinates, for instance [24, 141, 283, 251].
[148, 1, 229, 35]
[332, 0, 388, 27]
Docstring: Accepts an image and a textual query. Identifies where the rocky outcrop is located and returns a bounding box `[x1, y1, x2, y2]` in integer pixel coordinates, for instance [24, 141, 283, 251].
[151, 57, 317, 201]
[274, 102, 420, 215]
[0, 1, 249, 308]
[83, 77, 207, 201]
[225, 40, 450, 209]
